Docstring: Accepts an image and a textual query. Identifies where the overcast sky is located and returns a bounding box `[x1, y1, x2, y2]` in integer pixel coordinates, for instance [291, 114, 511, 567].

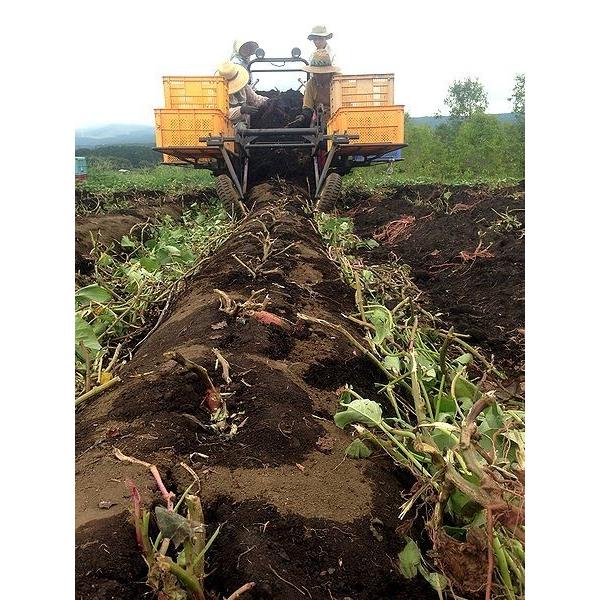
[73, 0, 525, 128]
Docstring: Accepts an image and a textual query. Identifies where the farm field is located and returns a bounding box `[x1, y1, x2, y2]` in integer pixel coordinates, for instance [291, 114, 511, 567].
[75, 171, 524, 599]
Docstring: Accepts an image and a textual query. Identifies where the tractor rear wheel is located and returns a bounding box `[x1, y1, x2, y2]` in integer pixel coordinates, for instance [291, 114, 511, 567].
[215, 175, 246, 220]
[315, 173, 342, 213]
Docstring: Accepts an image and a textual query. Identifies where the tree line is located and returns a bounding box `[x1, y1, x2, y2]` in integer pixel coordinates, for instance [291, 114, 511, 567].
[401, 74, 525, 180]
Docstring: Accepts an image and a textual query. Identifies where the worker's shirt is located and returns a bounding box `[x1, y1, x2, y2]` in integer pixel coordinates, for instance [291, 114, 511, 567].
[303, 77, 332, 122]
[228, 85, 268, 124]
[309, 43, 336, 65]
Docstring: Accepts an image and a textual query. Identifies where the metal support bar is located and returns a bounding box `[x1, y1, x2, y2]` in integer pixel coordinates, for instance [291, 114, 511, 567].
[243, 127, 319, 135]
[242, 158, 249, 195]
[241, 142, 318, 148]
[220, 147, 244, 199]
[315, 145, 339, 198]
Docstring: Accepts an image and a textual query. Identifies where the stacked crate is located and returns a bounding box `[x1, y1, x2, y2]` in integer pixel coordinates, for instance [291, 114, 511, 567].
[327, 74, 404, 148]
[155, 77, 232, 164]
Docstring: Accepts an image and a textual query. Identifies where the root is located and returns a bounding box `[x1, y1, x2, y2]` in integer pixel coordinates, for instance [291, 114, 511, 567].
[225, 582, 256, 600]
[212, 348, 232, 384]
[114, 448, 175, 510]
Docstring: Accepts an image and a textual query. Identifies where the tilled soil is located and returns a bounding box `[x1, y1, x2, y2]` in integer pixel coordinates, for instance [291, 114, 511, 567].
[345, 183, 525, 376]
[75, 182, 436, 600]
[75, 192, 216, 274]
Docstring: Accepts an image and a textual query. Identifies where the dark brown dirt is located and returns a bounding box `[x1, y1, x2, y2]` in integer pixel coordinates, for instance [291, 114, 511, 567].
[345, 183, 525, 376]
[75, 192, 217, 274]
[75, 181, 436, 600]
[247, 89, 312, 188]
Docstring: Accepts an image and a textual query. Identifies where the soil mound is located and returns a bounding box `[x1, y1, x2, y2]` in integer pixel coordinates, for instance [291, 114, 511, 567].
[345, 183, 525, 374]
[75, 181, 435, 599]
[75, 194, 211, 274]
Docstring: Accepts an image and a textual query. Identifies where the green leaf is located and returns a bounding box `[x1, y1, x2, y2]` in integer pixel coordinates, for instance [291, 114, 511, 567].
[447, 490, 473, 520]
[431, 428, 457, 453]
[120, 235, 136, 248]
[384, 355, 401, 375]
[334, 398, 383, 429]
[155, 506, 193, 548]
[345, 439, 372, 459]
[361, 269, 375, 283]
[139, 257, 160, 272]
[397, 537, 421, 579]
[435, 392, 457, 420]
[75, 315, 101, 351]
[97, 252, 113, 267]
[75, 284, 112, 304]
[366, 306, 392, 344]
[480, 402, 504, 433]
[454, 376, 480, 402]
[422, 569, 448, 592]
[164, 245, 182, 256]
[456, 352, 473, 365]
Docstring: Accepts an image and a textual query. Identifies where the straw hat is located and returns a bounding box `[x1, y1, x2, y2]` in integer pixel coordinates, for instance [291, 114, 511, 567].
[307, 25, 333, 40]
[302, 50, 341, 74]
[233, 38, 259, 57]
[217, 61, 249, 94]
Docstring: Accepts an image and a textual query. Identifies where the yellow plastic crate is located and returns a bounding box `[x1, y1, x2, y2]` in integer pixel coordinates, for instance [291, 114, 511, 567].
[330, 74, 394, 113]
[163, 76, 229, 111]
[154, 108, 232, 147]
[327, 105, 405, 146]
[162, 154, 212, 165]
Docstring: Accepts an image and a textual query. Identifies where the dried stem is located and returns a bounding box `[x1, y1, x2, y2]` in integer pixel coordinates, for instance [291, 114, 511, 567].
[212, 348, 232, 384]
[75, 376, 121, 407]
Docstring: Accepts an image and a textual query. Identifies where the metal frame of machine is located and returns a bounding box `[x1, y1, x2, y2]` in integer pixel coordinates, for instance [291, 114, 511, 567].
[154, 49, 406, 202]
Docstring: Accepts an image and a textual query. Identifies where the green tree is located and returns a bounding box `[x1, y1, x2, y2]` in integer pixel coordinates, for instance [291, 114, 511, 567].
[452, 113, 509, 178]
[444, 77, 489, 120]
[508, 73, 525, 116]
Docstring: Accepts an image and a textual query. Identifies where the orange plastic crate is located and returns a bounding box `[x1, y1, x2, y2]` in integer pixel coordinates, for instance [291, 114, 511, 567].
[154, 108, 232, 147]
[327, 105, 405, 146]
[330, 74, 394, 113]
[163, 76, 229, 111]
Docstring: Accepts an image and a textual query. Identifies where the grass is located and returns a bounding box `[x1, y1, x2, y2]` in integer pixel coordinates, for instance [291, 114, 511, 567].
[77, 165, 214, 197]
[342, 163, 523, 194]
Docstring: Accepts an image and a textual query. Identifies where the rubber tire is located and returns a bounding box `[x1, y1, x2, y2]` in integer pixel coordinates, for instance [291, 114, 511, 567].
[315, 173, 342, 213]
[215, 175, 245, 220]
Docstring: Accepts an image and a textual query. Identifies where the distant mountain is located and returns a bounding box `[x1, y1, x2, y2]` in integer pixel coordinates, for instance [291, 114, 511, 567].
[75, 124, 155, 148]
[411, 113, 517, 127]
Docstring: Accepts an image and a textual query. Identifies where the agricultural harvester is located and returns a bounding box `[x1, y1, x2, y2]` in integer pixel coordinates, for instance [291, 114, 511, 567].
[154, 48, 406, 215]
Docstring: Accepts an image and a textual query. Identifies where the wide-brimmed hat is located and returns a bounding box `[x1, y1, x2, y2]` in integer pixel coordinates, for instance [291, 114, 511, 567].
[307, 25, 333, 40]
[302, 50, 340, 74]
[233, 38, 259, 57]
[217, 61, 249, 94]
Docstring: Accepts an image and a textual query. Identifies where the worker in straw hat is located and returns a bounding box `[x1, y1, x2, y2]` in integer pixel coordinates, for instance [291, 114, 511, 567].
[287, 50, 341, 127]
[230, 38, 260, 83]
[216, 61, 268, 126]
[307, 25, 335, 64]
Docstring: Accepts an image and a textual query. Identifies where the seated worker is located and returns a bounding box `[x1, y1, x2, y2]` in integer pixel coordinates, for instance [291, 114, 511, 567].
[217, 61, 268, 126]
[230, 38, 259, 82]
[288, 50, 340, 127]
[307, 25, 335, 64]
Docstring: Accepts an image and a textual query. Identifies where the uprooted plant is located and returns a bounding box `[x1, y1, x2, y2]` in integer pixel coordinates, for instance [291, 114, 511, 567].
[116, 449, 255, 600]
[75, 203, 233, 401]
[310, 213, 525, 600]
